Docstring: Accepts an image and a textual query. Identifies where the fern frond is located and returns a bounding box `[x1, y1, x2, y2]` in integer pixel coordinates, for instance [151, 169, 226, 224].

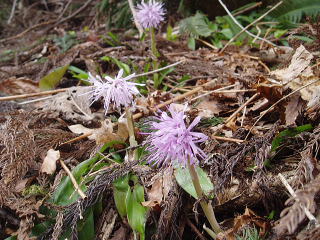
[270, 0, 320, 23]
[178, 12, 213, 38]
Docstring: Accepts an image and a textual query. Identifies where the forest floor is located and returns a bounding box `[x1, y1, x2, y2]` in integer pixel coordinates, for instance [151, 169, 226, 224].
[1, 1, 320, 240]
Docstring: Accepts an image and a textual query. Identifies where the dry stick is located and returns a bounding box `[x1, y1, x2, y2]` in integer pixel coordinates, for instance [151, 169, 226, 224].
[0, 20, 57, 43]
[135, 60, 184, 78]
[7, 0, 18, 24]
[245, 79, 320, 140]
[127, 0, 144, 36]
[55, 0, 94, 25]
[186, 218, 208, 240]
[0, 60, 184, 102]
[133, 79, 217, 120]
[190, 84, 236, 101]
[59, 159, 86, 199]
[188, 160, 222, 234]
[197, 38, 218, 50]
[60, 132, 92, 146]
[278, 173, 318, 223]
[0, 89, 67, 101]
[233, 1, 262, 16]
[212, 135, 244, 143]
[219, 0, 282, 53]
[225, 93, 259, 124]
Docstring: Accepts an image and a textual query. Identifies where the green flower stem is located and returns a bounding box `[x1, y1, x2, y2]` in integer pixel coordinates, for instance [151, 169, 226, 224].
[125, 107, 138, 147]
[150, 27, 160, 58]
[187, 160, 222, 235]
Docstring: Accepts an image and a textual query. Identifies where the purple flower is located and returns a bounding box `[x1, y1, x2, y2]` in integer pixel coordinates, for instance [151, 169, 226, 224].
[136, 0, 165, 29]
[143, 104, 208, 167]
[86, 69, 144, 113]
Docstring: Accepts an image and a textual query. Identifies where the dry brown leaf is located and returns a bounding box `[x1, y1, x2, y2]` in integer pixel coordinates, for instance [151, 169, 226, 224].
[197, 97, 223, 117]
[285, 93, 304, 125]
[44, 86, 95, 122]
[40, 149, 60, 175]
[271, 45, 313, 85]
[0, 77, 39, 95]
[68, 119, 128, 144]
[270, 45, 319, 103]
[144, 168, 174, 207]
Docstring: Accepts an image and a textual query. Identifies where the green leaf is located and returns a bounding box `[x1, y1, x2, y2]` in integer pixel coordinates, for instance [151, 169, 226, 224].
[271, 124, 313, 152]
[179, 12, 214, 38]
[187, 37, 196, 50]
[68, 65, 90, 85]
[125, 176, 148, 240]
[113, 174, 130, 217]
[52, 141, 120, 205]
[174, 166, 214, 199]
[101, 56, 131, 75]
[290, 35, 315, 43]
[274, 29, 287, 39]
[39, 64, 70, 90]
[78, 208, 95, 240]
[221, 28, 233, 39]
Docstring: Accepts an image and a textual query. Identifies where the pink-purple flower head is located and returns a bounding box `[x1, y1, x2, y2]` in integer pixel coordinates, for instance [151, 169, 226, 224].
[143, 104, 208, 167]
[86, 69, 144, 114]
[136, 0, 165, 29]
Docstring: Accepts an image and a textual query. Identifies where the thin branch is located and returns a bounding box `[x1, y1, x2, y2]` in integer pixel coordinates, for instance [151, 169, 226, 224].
[278, 173, 318, 223]
[233, 2, 262, 16]
[135, 60, 184, 78]
[225, 93, 259, 124]
[218, 0, 281, 52]
[127, 0, 144, 36]
[0, 89, 67, 102]
[59, 159, 87, 199]
[245, 79, 319, 140]
[7, 0, 18, 24]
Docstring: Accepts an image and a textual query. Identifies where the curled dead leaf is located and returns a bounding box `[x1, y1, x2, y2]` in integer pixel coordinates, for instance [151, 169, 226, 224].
[40, 149, 60, 175]
[68, 119, 129, 144]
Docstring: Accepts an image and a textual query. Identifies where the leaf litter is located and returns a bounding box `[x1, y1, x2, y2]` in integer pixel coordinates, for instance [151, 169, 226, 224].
[1, 2, 320, 240]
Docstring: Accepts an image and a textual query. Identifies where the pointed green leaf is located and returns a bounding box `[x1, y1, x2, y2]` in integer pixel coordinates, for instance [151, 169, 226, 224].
[113, 174, 130, 217]
[39, 64, 69, 90]
[174, 166, 214, 199]
[125, 179, 148, 240]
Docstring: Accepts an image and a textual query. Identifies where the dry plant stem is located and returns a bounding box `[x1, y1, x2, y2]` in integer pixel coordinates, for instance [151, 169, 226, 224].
[278, 173, 318, 223]
[225, 93, 259, 124]
[188, 160, 222, 234]
[128, 0, 144, 36]
[60, 132, 92, 146]
[7, 0, 18, 24]
[245, 79, 319, 140]
[126, 108, 138, 147]
[59, 159, 86, 199]
[212, 135, 244, 143]
[0, 61, 184, 102]
[233, 1, 262, 16]
[196, 38, 218, 50]
[186, 218, 208, 240]
[0, 88, 66, 101]
[0, 19, 56, 43]
[133, 79, 217, 119]
[219, 0, 281, 52]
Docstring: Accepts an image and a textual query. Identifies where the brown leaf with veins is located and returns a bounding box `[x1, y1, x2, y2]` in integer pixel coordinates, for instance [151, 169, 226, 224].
[285, 93, 305, 126]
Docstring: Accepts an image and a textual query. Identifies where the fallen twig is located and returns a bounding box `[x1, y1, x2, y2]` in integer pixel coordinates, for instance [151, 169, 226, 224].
[212, 135, 244, 143]
[245, 79, 319, 140]
[225, 93, 259, 124]
[219, 0, 281, 52]
[59, 159, 86, 199]
[278, 173, 318, 223]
